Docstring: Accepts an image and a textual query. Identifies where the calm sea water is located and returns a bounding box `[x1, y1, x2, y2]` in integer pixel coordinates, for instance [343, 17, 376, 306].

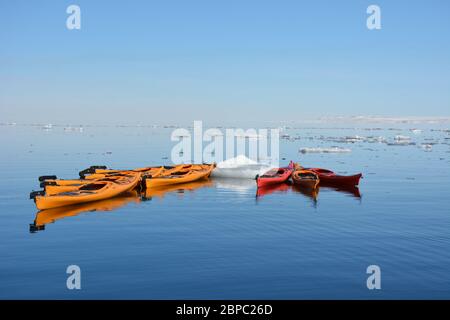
[1, 123, 450, 299]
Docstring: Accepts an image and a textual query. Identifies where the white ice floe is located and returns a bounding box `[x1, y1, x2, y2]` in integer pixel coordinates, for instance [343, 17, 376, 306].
[387, 141, 416, 146]
[410, 129, 422, 135]
[299, 147, 352, 154]
[211, 155, 274, 179]
[318, 116, 450, 124]
[321, 135, 386, 144]
[387, 135, 415, 146]
[344, 135, 366, 143]
[64, 126, 83, 132]
[394, 135, 411, 141]
[42, 124, 53, 130]
[366, 136, 387, 143]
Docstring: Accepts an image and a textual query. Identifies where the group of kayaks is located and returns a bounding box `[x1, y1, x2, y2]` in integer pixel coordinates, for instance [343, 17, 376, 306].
[30, 160, 362, 211]
[256, 161, 362, 190]
[30, 164, 215, 210]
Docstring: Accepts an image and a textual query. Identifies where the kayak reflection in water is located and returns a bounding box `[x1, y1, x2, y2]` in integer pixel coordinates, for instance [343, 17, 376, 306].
[256, 182, 291, 198]
[30, 180, 214, 232]
[292, 184, 320, 205]
[319, 182, 362, 199]
[29, 177, 360, 232]
[29, 190, 141, 233]
[292, 183, 361, 201]
[141, 179, 213, 200]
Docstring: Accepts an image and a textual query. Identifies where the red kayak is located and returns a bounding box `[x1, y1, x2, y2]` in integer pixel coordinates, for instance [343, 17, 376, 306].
[256, 162, 294, 188]
[307, 168, 362, 186]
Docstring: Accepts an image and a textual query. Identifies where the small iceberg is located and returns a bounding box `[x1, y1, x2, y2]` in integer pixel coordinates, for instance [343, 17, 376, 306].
[366, 136, 387, 143]
[343, 135, 366, 143]
[394, 135, 411, 141]
[387, 141, 416, 146]
[387, 135, 415, 146]
[211, 155, 274, 179]
[64, 126, 83, 132]
[299, 147, 352, 154]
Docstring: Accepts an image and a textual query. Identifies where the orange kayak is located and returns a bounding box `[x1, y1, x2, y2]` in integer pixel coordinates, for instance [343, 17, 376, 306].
[30, 190, 140, 232]
[78, 164, 206, 180]
[292, 170, 320, 189]
[39, 165, 210, 195]
[32, 172, 141, 210]
[80, 166, 164, 180]
[144, 164, 215, 188]
[42, 174, 137, 196]
[38, 167, 165, 187]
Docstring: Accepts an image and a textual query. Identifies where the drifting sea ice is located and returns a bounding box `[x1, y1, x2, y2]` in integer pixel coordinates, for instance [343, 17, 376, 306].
[421, 144, 433, 151]
[386, 135, 416, 146]
[343, 135, 366, 143]
[64, 126, 84, 132]
[299, 147, 352, 154]
[365, 136, 387, 143]
[386, 141, 416, 146]
[394, 135, 412, 141]
[211, 155, 274, 179]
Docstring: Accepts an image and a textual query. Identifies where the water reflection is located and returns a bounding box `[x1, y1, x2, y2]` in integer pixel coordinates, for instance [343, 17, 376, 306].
[30, 178, 362, 232]
[142, 179, 213, 200]
[292, 184, 320, 205]
[319, 182, 362, 199]
[213, 178, 255, 195]
[30, 180, 214, 232]
[30, 190, 141, 233]
[256, 182, 291, 197]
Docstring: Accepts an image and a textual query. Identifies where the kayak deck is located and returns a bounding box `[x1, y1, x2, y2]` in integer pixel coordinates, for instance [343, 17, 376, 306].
[33, 173, 141, 210]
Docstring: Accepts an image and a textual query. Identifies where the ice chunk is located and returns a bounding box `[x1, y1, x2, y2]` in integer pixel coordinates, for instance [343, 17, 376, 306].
[366, 136, 387, 143]
[386, 141, 416, 146]
[216, 155, 259, 167]
[394, 135, 411, 141]
[299, 147, 352, 154]
[64, 126, 83, 132]
[344, 135, 366, 143]
[212, 155, 275, 179]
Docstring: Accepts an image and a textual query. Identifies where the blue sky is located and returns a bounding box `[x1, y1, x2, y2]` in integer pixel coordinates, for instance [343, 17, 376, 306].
[1, 0, 449, 124]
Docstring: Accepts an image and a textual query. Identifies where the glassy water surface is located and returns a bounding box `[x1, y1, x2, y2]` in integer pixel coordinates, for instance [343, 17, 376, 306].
[1, 123, 449, 299]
